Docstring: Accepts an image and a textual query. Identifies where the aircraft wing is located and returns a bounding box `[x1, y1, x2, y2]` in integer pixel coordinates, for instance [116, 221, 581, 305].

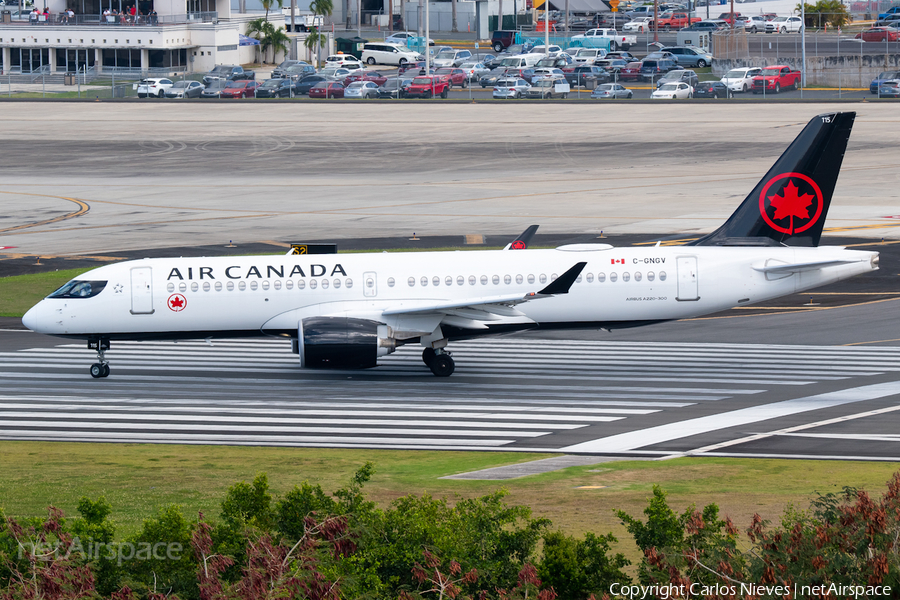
[752, 259, 862, 274]
[381, 262, 586, 329]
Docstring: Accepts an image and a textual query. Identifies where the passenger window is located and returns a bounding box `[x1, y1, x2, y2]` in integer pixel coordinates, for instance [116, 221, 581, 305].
[203, 282, 210, 292]
[445, 276, 453, 286]
[480, 275, 488, 285]
[504, 275, 511, 284]
[539, 274, 547, 284]
[659, 271, 667, 281]
[227, 281, 235, 291]
[492, 275, 500, 285]
[179, 282, 187, 292]
[250, 281, 258, 291]
[457, 276, 465, 286]
[346, 279, 353, 288]
[576, 275, 582, 283]
[409, 277, 415, 287]
[274, 280, 281, 290]
[334, 279, 341, 288]
[215, 281, 223, 291]
[622, 272, 630, 282]
[421, 276, 428, 286]
[609, 272, 617, 282]
[516, 274, 523, 284]
[388, 277, 395, 287]
[433, 276, 440, 286]
[309, 279, 317, 289]
[167, 282, 175, 292]
[285, 280, 292, 290]
[297, 279, 306, 289]
[468, 275, 476, 285]
[551, 274, 558, 281]
[634, 272, 642, 282]
[262, 281, 270, 290]
[586, 273, 594, 283]
[528, 274, 535, 284]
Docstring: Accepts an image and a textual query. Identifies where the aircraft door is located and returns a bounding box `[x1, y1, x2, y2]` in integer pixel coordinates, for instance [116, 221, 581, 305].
[676, 256, 699, 301]
[363, 271, 377, 297]
[130, 266, 155, 314]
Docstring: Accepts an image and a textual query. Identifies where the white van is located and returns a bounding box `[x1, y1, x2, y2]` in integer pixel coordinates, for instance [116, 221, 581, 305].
[361, 43, 423, 66]
[496, 53, 543, 69]
[324, 54, 363, 69]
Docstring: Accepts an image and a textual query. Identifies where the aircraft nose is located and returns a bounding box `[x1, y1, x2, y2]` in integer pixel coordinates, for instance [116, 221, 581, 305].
[22, 302, 44, 332]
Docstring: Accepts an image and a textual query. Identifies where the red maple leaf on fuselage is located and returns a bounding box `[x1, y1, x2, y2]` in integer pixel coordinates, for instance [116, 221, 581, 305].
[768, 180, 814, 222]
[170, 296, 184, 308]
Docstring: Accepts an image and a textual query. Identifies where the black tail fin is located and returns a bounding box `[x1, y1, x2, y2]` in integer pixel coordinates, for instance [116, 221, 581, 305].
[689, 112, 855, 247]
[507, 224, 539, 250]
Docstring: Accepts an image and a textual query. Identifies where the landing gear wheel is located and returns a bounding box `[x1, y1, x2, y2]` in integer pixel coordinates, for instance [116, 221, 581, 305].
[90, 363, 109, 378]
[422, 347, 436, 366]
[429, 354, 455, 377]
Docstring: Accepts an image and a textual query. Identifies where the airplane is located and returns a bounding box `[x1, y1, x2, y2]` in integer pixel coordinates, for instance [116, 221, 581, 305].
[22, 111, 879, 378]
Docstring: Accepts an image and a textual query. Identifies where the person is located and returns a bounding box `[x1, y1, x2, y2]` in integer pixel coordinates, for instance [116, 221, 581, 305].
[29, 7, 38, 24]
[149, 8, 157, 24]
[66, 7, 74, 23]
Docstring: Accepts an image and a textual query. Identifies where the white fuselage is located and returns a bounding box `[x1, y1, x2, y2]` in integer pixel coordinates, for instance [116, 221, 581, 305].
[23, 244, 878, 343]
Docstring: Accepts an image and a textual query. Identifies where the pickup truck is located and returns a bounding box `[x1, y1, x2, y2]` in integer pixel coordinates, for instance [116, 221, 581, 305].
[652, 11, 701, 31]
[751, 65, 800, 93]
[404, 75, 450, 98]
[878, 6, 900, 20]
[570, 28, 636, 51]
[202, 65, 256, 85]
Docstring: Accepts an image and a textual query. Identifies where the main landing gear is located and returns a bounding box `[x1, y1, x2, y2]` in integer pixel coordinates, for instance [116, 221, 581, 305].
[422, 347, 455, 377]
[88, 338, 110, 378]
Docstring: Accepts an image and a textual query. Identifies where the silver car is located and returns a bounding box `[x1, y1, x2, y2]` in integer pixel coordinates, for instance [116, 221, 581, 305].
[661, 46, 713, 68]
[492, 77, 531, 99]
[590, 83, 633, 99]
[459, 62, 490, 81]
[344, 81, 380, 99]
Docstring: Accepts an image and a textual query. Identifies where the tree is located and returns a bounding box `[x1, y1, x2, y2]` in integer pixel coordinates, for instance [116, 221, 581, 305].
[246, 17, 270, 64]
[538, 531, 630, 599]
[260, 0, 284, 20]
[307, 0, 334, 67]
[246, 19, 292, 64]
[451, 0, 458, 32]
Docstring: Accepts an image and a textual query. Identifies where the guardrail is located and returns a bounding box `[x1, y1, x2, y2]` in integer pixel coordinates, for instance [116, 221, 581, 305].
[6, 11, 217, 26]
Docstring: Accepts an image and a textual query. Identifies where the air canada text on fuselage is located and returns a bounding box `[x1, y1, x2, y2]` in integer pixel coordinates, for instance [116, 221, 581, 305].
[166, 264, 348, 281]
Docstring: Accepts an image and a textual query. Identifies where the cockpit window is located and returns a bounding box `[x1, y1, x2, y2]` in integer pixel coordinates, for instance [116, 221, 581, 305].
[47, 280, 108, 299]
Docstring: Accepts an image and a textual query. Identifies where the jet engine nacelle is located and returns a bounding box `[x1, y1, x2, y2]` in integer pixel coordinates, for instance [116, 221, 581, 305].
[297, 317, 396, 369]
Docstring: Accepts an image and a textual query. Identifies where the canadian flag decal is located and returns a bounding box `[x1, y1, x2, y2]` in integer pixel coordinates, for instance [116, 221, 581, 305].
[611, 259, 625, 265]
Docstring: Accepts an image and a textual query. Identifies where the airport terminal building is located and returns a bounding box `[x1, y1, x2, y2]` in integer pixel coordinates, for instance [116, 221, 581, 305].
[0, 0, 278, 76]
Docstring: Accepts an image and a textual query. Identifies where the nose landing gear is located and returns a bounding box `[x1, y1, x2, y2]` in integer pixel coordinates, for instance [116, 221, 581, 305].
[88, 338, 111, 378]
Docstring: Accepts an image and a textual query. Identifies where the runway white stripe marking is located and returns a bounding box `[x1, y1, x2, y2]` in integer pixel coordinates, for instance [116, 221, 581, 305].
[683, 404, 900, 456]
[0, 419, 557, 437]
[562, 381, 900, 453]
[771, 433, 900, 442]
[0, 404, 657, 417]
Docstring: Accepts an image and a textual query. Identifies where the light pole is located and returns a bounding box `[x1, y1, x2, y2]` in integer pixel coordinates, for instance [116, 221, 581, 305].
[801, 1, 806, 88]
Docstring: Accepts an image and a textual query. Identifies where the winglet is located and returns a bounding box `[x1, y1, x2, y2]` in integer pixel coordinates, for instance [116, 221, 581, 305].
[536, 262, 587, 295]
[504, 225, 539, 250]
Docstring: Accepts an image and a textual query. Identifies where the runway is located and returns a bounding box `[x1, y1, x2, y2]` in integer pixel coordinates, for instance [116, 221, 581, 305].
[3, 298, 900, 460]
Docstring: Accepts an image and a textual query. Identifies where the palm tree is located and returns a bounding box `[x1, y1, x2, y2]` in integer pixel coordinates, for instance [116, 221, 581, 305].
[307, 0, 334, 66]
[266, 26, 292, 63]
[303, 27, 329, 66]
[260, 0, 285, 20]
[245, 17, 269, 64]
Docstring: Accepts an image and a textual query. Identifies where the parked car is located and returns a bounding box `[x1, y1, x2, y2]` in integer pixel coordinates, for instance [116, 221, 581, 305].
[766, 16, 803, 33]
[504, 67, 536, 84]
[877, 6, 900, 19]
[655, 69, 698, 89]
[684, 20, 726, 31]
[318, 67, 353, 81]
[717, 11, 741, 24]
[875, 13, 900, 26]
[661, 46, 713, 68]
[295, 75, 327, 94]
[343, 71, 388, 87]
[343, 81, 380, 98]
[590, 82, 633, 98]
[492, 77, 531, 99]
[595, 58, 629, 75]
[385, 31, 434, 46]
[525, 77, 569, 98]
[623, 16, 653, 32]
[878, 79, 900, 97]
[562, 65, 611, 86]
[219, 80, 261, 98]
[535, 54, 575, 68]
[491, 29, 518, 52]
[752, 65, 801, 93]
[404, 75, 450, 98]
[856, 27, 900, 42]
[282, 64, 317, 80]
[531, 67, 566, 82]
[720, 66, 762, 92]
[693, 81, 732, 98]
[458, 62, 490, 81]
[361, 42, 423, 66]
[653, 11, 701, 31]
[744, 14, 771, 32]
[199, 79, 227, 98]
[870, 70, 900, 94]
[651, 81, 693, 98]
[606, 51, 639, 62]
[136, 78, 174, 98]
[434, 67, 469, 87]
[202, 65, 255, 85]
[640, 58, 679, 80]
[164, 80, 205, 98]
[271, 59, 309, 79]
[530, 44, 564, 56]
[433, 49, 472, 68]
[479, 67, 511, 88]
[308, 81, 345, 98]
[255, 78, 300, 98]
[377, 77, 413, 98]
[572, 48, 607, 64]
[619, 61, 644, 81]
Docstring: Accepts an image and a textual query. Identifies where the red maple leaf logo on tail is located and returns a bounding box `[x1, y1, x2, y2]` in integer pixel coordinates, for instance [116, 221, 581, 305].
[768, 179, 814, 234]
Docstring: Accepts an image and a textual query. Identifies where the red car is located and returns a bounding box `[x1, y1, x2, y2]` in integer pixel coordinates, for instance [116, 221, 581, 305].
[219, 80, 261, 98]
[752, 65, 801, 93]
[309, 81, 345, 98]
[856, 27, 900, 42]
[434, 67, 468, 88]
[404, 75, 450, 98]
[619, 61, 643, 81]
[343, 71, 388, 87]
